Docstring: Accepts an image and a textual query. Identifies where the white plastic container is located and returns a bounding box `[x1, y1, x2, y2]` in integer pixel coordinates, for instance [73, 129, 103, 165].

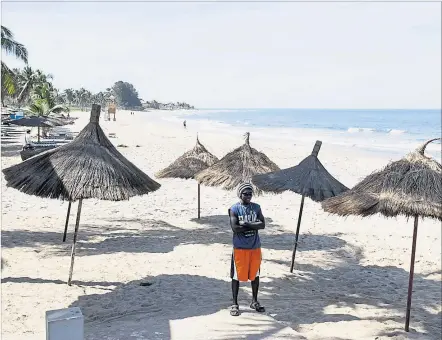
[46, 307, 84, 340]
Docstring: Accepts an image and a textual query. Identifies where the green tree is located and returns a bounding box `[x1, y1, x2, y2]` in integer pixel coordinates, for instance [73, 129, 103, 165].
[1, 25, 28, 106]
[112, 81, 142, 109]
[15, 66, 53, 105]
[61, 88, 75, 106]
[29, 83, 69, 117]
[73, 87, 92, 110]
[28, 83, 69, 141]
[92, 91, 107, 107]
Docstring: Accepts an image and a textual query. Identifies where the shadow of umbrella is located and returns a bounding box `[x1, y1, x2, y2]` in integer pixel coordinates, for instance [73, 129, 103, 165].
[2, 104, 161, 285]
[69, 274, 301, 340]
[1, 218, 349, 255]
[263, 260, 441, 339]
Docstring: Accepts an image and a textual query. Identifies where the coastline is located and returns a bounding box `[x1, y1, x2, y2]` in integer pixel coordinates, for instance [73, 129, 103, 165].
[1, 109, 440, 340]
[162, 109, 441, 161]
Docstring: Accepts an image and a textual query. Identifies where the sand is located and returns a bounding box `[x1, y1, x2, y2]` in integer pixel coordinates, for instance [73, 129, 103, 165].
[1, 110, 441, 340]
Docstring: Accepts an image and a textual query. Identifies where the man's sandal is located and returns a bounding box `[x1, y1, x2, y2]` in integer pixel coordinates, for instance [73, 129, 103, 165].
[250, 301, 265, 312]
[230, 304, 240, 316]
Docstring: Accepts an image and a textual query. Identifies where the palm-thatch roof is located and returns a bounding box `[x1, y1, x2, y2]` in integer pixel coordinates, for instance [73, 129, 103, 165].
[155, 135, 218, 179]
[4, 115, 67, 127]
[2, 104, 161, 201]
[322, 138, 442, 220]
[194, 132, 280, 193]
[252, 141, 349, 202]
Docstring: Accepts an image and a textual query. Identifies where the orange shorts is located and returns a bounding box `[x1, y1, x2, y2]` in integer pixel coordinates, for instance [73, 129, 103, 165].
[230, 248, 262, 282]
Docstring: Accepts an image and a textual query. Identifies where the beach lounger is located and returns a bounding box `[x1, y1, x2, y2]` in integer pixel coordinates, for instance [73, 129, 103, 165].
[19, 141, 69, 161]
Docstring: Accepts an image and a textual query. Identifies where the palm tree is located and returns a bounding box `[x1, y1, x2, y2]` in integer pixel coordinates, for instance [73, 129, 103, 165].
[1, 63, 16, 104]
[92, 91, 108, 107]
[28, 83, 69, 141]
[62, 88, 75, 106]
[15, 67, 53, 105]
[74, 87, 93, 110]
[1, 25, 28, 106]
[30, 83, 69, 116]
[51, 88, 64, 105]
[151, 100, 160, 109]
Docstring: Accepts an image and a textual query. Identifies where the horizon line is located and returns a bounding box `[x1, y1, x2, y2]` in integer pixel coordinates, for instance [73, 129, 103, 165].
[196, 107, 442, 110]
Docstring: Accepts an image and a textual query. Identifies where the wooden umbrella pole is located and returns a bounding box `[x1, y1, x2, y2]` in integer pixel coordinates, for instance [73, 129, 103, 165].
[405, 215, 419, 332]
[62, 201, 72, 242]
[290, 194, 305, 273]
[197, 183, 201, 219]
[67, 199, 83, 286]
[37, 126, 40, 142]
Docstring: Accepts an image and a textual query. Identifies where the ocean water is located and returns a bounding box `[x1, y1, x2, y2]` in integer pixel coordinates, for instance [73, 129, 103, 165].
[184, 109, 439, 140]
[178, 108, 441, 158]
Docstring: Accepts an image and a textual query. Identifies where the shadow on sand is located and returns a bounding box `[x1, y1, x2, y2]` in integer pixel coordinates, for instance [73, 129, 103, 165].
[2, 215, 440, 339]
[1, 143, 23, 157]
[69, 274, 299, 340]
[64, 262, 440, 340]
[1, 127, 23, 157]
[1, 276, 121, 289]
[263, 260, 441, 338]
[1, 216, 346, 255]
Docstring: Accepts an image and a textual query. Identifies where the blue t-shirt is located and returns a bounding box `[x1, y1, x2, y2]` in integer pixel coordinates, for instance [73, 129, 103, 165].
[230, 202, 262, 249]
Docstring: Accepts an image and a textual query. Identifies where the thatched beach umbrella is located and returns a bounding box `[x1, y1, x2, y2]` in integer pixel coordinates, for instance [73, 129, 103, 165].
[155, 135, 219, 218]
[252, 140, 349, 272]
[2, 104, 161, 285]
[195, 132, 280, 194]
[6, 115, 69, 141]
[321, 138, 442, 332]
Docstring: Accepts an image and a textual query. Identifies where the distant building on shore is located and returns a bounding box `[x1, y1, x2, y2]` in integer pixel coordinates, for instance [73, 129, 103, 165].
[142, 100, 195, 110]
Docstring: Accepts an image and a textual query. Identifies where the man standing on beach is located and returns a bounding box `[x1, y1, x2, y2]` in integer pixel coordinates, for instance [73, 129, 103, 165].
[229, 183, 266, 316]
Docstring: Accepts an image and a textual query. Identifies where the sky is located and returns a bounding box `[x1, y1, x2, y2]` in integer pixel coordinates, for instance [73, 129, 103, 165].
[1, 1, 441, 109]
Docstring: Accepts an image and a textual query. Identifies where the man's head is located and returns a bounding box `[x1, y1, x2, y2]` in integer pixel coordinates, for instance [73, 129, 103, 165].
[237, 183, 253, 204]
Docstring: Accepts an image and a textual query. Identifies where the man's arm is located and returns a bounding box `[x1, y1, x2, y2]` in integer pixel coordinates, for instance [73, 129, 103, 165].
[229, 208, 266, 232]
[230, 212, 246, 233]
[241, 209, 265, 230]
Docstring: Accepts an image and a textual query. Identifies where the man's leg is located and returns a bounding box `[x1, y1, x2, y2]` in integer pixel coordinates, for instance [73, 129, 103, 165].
[249, 248, 265, 312]
[230, 250, 244, 316]
[232, 279, 239, 305]
[251, 276, 259, 303]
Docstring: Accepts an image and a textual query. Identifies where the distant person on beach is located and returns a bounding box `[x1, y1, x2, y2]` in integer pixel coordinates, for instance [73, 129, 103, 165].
[183, 120, 186, 128]
[229, 183, 266, 316]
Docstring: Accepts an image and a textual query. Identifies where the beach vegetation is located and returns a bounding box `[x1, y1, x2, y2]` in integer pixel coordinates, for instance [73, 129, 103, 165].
[111, 80, 142, 109]
[28, 83, 69, 117]
[1, 25, 28, 105]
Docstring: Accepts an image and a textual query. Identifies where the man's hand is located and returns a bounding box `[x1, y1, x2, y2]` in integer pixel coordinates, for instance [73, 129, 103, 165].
[230, 212, 265, 233]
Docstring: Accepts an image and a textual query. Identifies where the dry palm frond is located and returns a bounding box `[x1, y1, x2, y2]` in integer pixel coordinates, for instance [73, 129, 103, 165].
[195, 132, 280, 194]
[155, 135, 218, 179]
[322, 138, 442, 220]
[2, 104, 160, 201]
[252, 141, 348, 201]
